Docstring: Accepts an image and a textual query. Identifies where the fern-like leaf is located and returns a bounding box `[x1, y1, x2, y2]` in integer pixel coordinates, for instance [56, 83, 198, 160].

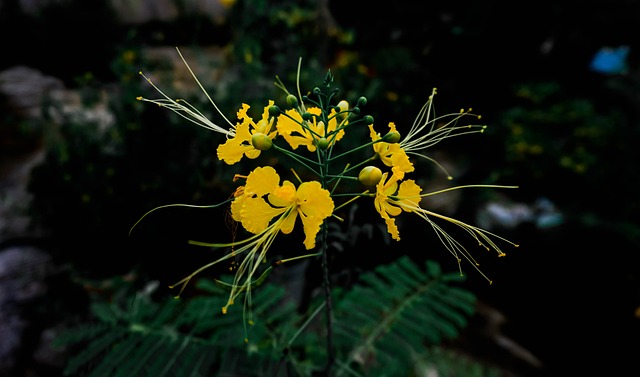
[57, 279, 298, 376]
[332, 256, 477, 376]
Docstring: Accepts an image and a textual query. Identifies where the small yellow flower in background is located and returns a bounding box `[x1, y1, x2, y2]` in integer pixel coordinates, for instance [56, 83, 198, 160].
[217, 101, 278, 164]
[277, 106, 346, 152]
[219, 0, 236, 8]
[232, 166, 334, 249]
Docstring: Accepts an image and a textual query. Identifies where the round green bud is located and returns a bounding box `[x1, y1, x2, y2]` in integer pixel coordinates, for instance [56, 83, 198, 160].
[251, 133, 273, 151]
[357, 96, 367, 107]
[316, 137, 330, 150]
[358, 166, 383, 186]
[286, 94, 299, 108]
[268, 105, 281, 117]
[351, 106, 360, 115]
[313, 87, 321, 95]
[302, 112, 313, 121]
[363, 115, 374, 125]
[382, 131, 401, 143]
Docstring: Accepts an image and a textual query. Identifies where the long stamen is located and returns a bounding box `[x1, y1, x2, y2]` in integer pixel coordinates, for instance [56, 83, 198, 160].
[137, 72, 232, 135]
[174, 47, 235, 129]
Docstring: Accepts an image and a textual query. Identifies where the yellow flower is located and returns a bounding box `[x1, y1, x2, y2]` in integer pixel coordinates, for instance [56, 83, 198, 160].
[369, 123, 414, 178]
[217, 101, 277, 164]
[374, 172, 519, 282]
[373, 171, 422, 241]
[277, 107, 346, 152]
[170, 166, 334, 316]
[232, 166, 334, 249]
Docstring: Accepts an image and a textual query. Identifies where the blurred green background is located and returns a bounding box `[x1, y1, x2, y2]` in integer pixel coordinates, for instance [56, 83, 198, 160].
[1, 0, 639, 376]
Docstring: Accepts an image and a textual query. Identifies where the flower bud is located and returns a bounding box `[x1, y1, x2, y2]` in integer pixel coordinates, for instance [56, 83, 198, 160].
[382, 131, 401, 143]
[336, 100, 349, 121]
[316, 137, 330, 150]
[268, 105, 281, 117]
[286, 94, 298, 108]
[357, 96, 367, 107]
[358, 166, 383, 186]
[363, 115, 374, 125]
[337, 100, 349, 113]
[302, 112, 313, 121]
[251, 133, 272, 151]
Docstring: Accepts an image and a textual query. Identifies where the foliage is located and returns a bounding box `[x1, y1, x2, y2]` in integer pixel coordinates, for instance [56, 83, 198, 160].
[487, 79, 640, 243]
[55, 256, 504, 376]
[21, 2, 524, 376]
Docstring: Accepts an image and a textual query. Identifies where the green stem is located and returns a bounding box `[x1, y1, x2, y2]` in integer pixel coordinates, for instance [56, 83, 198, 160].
[319, 145, 335, 375]
[320, 219, 334, 375]
[272, 144, 321, 176]
[328, 139, 380, 162]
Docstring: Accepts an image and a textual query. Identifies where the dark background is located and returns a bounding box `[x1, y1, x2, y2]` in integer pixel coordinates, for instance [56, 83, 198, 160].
[1, 0, 640, 376]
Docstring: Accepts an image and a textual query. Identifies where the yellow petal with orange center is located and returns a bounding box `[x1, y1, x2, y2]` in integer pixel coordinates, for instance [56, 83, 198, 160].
[268, 181, 297, 207]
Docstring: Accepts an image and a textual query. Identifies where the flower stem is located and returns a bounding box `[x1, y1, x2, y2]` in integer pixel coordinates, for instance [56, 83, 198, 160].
[319, 146, 335, 375]
[320, 219, 334, 375]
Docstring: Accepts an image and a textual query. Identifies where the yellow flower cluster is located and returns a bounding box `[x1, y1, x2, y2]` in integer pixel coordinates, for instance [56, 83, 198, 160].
[135, 48, 518, 319]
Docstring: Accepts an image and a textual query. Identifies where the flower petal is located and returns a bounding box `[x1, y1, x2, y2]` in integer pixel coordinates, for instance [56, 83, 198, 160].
[397, 179, 422, 212]
[240, 196, 285, 234]
[245, 166, 280, 197]
[297, 181, 334, 249]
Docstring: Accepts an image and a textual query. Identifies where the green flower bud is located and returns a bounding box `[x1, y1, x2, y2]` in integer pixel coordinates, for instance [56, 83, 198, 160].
[351, 106, 360, 115]
[286, 94, 298, 108]
[302, 112, 313, 121]
[363, 115, 374, 125]
[358, 166, 383, 186]
[268, 105, 281, 117]
[316, 137, 330, 150]
[357, 96, 367, 107]
[382, 131, 401, 143]
[313, 87, 321, 95]
[251, 133, 273, 151]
